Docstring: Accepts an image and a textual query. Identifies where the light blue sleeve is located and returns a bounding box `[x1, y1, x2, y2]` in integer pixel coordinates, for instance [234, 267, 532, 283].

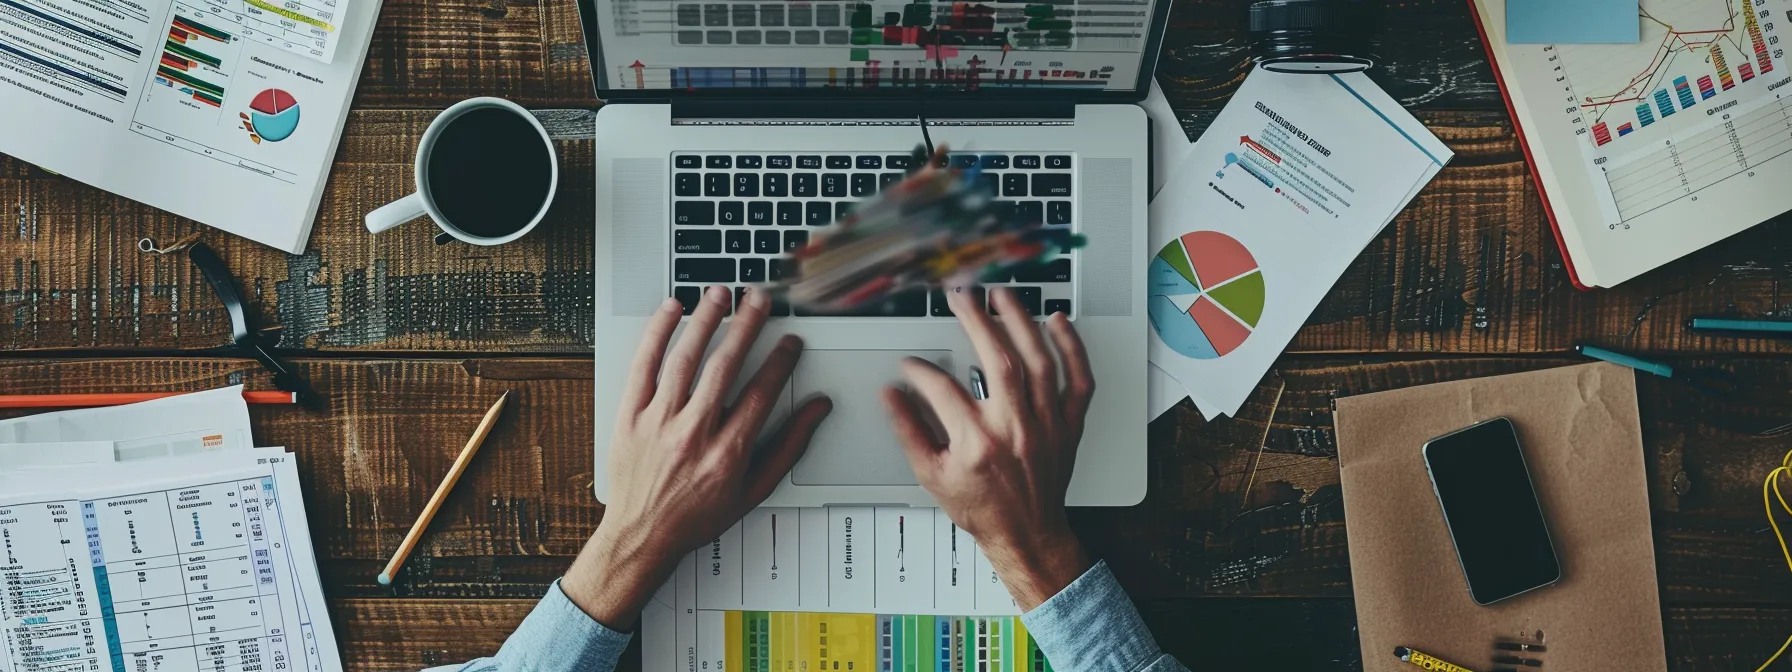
[431, 579, 635, 672]
[1020, 561, 1191, 672]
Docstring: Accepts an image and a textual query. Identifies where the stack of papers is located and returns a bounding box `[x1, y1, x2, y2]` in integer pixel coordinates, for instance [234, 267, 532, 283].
[0, 387, 342, 672]
[1143, 71, 1453, 419]
[644, 506, 1033, 671]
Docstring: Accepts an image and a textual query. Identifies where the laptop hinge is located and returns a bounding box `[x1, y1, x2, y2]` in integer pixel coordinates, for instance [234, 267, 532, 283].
[671, 98, 1075, 121]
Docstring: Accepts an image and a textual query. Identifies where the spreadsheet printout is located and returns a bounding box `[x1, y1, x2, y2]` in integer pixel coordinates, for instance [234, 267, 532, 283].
[0, 454, 340, 672]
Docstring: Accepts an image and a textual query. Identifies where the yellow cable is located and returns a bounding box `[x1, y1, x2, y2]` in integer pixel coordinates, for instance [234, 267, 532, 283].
[1756, 449, 1792, 672]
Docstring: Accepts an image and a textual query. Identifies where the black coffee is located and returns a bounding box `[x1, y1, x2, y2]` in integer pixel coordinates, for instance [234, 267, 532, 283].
[426, 107, 554, 239]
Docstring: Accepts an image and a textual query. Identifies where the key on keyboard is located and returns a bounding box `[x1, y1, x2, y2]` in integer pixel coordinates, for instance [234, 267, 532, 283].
[669, 152, 1076, 319]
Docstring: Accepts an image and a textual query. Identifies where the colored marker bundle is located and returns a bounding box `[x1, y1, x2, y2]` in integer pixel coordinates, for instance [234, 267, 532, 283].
[775, 146, 1083, 313]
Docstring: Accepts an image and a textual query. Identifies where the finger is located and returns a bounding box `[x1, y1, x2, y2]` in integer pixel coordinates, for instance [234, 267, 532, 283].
[1045, 312, 1095, 426]
[991, 287, 1060, 418]
[946, 288, 1024, 407]
[656, 286, 731, 410]
[882, 387, 944, 480]
[619, 297, 685, 413]
[688, 287, 773, 417]
[724, 334, 805, 439]
[898, 357, 978, 440]
[744, 396, 833, 504]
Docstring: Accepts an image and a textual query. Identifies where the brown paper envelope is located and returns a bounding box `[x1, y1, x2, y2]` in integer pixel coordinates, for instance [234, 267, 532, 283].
[1334, 362, 1665, 671]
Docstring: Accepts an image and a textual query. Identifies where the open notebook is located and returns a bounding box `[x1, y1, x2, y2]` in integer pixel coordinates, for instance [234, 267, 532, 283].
[1470, 0, 1792, 288]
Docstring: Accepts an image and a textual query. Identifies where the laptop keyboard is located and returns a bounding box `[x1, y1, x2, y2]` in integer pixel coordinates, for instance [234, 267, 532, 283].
[670, 151, 1075, 318]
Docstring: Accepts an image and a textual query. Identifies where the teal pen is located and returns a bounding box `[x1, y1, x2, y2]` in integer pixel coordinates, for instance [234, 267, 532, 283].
[1574, 344, 1673, 378]
[1688, 317, 1792, 334]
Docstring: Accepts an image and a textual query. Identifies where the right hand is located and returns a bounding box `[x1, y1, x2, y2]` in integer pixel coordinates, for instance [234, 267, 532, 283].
[881, 287, 1097, 610]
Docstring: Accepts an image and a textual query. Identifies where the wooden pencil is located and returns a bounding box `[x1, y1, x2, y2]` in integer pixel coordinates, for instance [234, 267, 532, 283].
[0, 390, 299, 408]
[377, 390, 511, 586]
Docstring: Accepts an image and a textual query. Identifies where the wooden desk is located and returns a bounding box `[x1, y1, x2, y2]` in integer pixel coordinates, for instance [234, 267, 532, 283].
[2, 0, 1788, 668]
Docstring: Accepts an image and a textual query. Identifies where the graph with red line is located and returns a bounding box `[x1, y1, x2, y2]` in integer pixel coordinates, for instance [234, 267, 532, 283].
[1561, 0, 1783, 149]
[1538, 0, 1792, 225]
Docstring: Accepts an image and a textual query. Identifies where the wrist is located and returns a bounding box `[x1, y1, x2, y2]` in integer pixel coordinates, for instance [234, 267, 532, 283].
[981, 526, 1092, 611]
[560, 523, 677, 631]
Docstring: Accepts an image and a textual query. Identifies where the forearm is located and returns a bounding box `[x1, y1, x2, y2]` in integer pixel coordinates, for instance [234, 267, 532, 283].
[439, 529, 673, 672]
[440, 579, 635, 672]
[1020, 562, 1192, 672]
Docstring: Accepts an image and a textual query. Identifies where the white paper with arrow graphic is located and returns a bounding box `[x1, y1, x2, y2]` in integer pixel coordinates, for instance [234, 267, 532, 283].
[1148, 70, 1451, 419]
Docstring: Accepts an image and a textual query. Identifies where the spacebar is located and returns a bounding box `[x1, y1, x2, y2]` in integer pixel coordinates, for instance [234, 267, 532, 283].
[794, 290, 927, 317]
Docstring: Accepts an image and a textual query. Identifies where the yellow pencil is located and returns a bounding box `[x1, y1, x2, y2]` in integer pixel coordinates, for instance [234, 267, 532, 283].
[377, 390, 511, 586]
[1395, 646, 1476, 672]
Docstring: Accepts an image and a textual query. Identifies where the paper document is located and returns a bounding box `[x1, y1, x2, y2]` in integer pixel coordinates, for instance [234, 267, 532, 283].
[0, 0, 384, 252]
[1472, 0, 1792, 288]
[644, 506, 1040, 671]
[1147, 71, 1451, 418]
[0, 450, 342, 672]
[0, 385, 253, 455]
[0, 440, 116, 470]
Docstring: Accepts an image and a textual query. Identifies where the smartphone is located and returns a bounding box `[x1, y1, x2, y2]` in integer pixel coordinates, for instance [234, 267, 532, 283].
[1422, 417, 1562, 605]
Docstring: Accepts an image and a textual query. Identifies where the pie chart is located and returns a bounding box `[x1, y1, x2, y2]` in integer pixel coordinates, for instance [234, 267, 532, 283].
[248, 88, 300, 142]
[1148, 231, 1265, 359]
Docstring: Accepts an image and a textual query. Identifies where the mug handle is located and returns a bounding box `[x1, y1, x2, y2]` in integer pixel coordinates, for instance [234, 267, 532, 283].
[366, 193, 425, 234]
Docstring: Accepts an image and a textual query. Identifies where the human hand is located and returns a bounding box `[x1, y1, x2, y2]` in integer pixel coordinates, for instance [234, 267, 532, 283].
[563, 286, 832, 629]
[882, 287, 1096, 610]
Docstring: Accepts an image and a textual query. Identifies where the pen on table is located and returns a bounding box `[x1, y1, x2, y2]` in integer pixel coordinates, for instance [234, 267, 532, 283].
[1394, 646, 1476, 672]
[1573, 344, 1672, 378]
[1687, 317, 1792, 336]
[0, 390, 299, 409]
[378, 390, 510, 586]
[1574, 343, 1740, 397]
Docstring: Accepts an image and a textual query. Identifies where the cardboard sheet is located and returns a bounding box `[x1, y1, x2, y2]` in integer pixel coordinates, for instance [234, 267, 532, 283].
[1333, 362, 1666, 671]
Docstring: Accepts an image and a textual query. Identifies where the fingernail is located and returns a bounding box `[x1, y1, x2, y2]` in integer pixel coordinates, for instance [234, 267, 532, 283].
[746, 287, 769, 308]
[706, 286, 729, 303]
[660, 297, 680, 312]
[780, 334, 804, 351]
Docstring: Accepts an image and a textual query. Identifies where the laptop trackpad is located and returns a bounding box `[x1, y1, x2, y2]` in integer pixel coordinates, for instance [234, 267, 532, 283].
[790, 349, 950, 486]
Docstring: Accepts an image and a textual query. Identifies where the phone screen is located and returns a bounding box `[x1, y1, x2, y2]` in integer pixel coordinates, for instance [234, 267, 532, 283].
[1424, 417, 1561, 604]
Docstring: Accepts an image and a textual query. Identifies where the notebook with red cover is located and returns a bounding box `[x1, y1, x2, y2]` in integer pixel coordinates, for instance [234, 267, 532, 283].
[1468, 0, 1792, 289]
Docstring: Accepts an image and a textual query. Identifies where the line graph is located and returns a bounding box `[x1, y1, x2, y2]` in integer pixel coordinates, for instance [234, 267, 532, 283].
[1536, 0, 1792, 226]
[1558, 0, 1780, 142]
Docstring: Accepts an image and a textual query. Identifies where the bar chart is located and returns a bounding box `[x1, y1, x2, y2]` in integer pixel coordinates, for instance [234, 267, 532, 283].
[1546, 0, 1791, 223]
[1564, 0, 1781, 149]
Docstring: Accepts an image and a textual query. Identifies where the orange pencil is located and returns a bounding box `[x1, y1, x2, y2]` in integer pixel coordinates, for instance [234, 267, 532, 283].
[0, 390, 299, 408]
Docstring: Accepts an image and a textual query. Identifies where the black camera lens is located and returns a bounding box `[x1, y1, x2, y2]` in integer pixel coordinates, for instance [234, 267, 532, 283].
[1248, 0, 1381, 74]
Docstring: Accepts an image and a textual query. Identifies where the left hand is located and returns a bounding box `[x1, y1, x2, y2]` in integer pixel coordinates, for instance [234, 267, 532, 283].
[562, 286, 833, 629]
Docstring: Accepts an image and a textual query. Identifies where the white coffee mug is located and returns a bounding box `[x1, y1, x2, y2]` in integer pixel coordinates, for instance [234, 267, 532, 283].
[364, 97, 559, 245]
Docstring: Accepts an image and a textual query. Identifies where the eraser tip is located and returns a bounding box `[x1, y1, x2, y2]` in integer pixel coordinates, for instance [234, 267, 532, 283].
[377, 572, 391, 585]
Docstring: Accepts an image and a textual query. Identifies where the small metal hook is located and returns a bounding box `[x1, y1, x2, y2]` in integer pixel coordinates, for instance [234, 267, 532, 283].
[139, 232, 203, 255]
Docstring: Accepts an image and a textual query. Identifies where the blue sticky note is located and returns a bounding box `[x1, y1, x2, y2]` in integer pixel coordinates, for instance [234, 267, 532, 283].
[1508, 0, 1640, 44]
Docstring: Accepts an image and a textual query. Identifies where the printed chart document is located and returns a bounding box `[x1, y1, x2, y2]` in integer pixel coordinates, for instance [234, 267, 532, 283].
[0, 0, 384, 252]
[645, 507, 1055, 671]
[1472, 0, 1792, 288]
[0, 450, 341, 672]
[1148, 70, 1451, 419]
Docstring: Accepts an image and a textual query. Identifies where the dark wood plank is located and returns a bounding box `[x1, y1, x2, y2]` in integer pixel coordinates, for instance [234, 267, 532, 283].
[6, 110, 1791, 354]
[2, 355, 1787, 609]
[329, 598, 1792, 671]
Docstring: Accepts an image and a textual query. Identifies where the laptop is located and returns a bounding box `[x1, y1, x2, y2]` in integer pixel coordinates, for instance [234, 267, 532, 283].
[581, 0, 1167, 507]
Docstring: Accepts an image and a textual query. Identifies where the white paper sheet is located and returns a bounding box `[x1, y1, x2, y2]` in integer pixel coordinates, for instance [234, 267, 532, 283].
[1143, 78, 1197, 201]
[0, 0, 384, 252]
[0, 440, 117, 470]
[644, 506, 1027, 670]
[1147, 70, 1451, 419]
[0, 450, 341, 672]
[0, 385, 254, 455]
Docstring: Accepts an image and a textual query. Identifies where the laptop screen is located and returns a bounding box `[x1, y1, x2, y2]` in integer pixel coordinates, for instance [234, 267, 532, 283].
[586, 0, 1167, 94]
